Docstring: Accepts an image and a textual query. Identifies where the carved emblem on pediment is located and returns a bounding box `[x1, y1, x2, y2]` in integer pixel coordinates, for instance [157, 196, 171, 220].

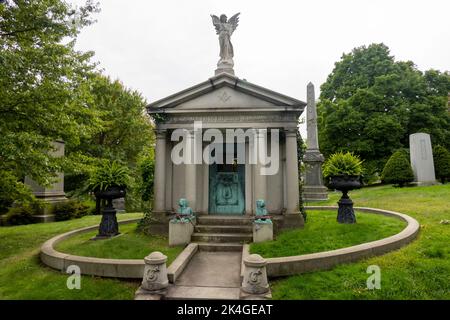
[218, 90, 231, 103]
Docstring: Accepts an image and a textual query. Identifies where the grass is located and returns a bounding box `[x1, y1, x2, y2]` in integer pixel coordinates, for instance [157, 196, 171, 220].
[250, 210, 406, 258]
[1, 213, 146, 299]
[271, 184, 450, 300]
[55, 223, 183, 264]
[1, 184, 449, 300]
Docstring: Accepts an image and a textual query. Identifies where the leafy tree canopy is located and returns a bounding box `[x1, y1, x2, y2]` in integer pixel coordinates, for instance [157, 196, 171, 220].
[318, 43, 450, 176]
[0, 0, 101, 189]
[0, 1, 154, 211]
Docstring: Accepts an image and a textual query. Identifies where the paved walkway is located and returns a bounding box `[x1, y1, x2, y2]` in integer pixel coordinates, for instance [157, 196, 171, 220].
[166, 251, 242, 299]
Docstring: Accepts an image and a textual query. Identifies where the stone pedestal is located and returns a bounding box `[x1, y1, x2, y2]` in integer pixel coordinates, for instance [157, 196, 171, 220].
[337, 194, 356, 224]
[253, 222, 273, 243]
[141, 251, 169, 291]
[93, 200, 119, 240]
[215, 60, 235, 76]
[409, 133, 437, 185]
[169, 218, 195, 246]
[303, 150, 328, 201]
[24, 140, 67, 215]
[241, 254, 271, 299]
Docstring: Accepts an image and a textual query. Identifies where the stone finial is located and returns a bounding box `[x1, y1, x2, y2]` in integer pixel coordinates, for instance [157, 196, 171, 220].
[141, 251, 169, 291]
[241, 254, 269, 294]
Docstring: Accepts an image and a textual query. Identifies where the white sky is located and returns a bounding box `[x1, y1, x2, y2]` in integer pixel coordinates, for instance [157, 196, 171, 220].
[68, 0, 450, 135]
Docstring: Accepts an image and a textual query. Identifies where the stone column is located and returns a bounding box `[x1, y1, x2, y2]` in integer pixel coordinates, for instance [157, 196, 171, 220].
[283, 128, 304, 228]
[153, 129, 167, 213]
[285, 129, 300, 214]
[254, 129, 267, 208]
[303, 82, 328, 201]
[185, 129, 197, 211]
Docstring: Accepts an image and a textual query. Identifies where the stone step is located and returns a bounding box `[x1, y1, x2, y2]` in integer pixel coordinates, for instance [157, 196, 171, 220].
[197, 242, 243, 252]
[192, 232, 253, 243]
[196, 225, 252, 234]
[197, 215, 253, 226]
[165, 285, 240, 300]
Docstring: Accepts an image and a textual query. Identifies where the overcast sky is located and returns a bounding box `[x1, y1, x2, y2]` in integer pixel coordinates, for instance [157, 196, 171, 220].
[68, 0, 450, 134]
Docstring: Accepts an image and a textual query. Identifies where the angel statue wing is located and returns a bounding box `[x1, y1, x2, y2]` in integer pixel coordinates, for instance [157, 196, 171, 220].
[211, 14, 221, 34]
[228, 12, 240, 34]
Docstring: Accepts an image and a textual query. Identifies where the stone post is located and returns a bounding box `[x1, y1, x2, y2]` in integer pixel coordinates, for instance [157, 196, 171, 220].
[284, 128, 304, 228]
[141, 251, 169, 291]
[409, 133, 437, 185]
[303, 82, 328, 201]
[254, 130, 267, 205]
[135, 251, 169, 300]
[153, 129, 167, 213]
[241, 254, 271, 299]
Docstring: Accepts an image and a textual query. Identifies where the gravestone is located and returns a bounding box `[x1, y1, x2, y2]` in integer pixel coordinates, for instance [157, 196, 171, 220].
[409, 133, 437, 185]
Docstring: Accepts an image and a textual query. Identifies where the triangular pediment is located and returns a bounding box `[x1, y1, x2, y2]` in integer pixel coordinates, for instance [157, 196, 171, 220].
[146, 73, 306, 113]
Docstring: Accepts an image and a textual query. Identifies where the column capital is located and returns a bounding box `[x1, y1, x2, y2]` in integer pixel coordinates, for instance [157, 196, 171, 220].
[154, 129, 167, 139]
[284, 128, 298, 137]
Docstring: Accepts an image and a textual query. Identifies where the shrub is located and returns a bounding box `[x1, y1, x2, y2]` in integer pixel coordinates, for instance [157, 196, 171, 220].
[381, 150, 414, 187]
[87, 161, 130, 192]
[0, 171, 34, 214]
[5, 205, 36, 226]
[322, 151, 364, 178]
[433, 145, 450, 184]
[53, 200, 91, 221]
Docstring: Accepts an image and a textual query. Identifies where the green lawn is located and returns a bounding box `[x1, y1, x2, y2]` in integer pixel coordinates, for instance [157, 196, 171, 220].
[0, 213, 144, 299]
[271, 184, 450, 300]
[250, 210, 406, 258]
[56, 223, 183, 264]
[1, 184, 449, 300]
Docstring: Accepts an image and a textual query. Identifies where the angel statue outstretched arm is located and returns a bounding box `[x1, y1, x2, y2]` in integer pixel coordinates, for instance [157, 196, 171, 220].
[211, 13, 240, 66]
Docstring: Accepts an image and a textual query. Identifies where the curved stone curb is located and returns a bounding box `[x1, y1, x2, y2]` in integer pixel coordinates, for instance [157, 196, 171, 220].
[262, 206, 420, 277]
[40, 218, 145, 279]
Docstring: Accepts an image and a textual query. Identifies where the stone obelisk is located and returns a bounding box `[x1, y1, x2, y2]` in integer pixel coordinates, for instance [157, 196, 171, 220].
[303, 82, 328, 201]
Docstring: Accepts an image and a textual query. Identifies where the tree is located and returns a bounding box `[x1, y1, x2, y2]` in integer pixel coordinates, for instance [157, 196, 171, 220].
[65, 74, 154, 194]
[318, 43, 450, 178]
[0, 0, 101, 208]
[381, 150, 414, 187]
[433, 145, 450, 184]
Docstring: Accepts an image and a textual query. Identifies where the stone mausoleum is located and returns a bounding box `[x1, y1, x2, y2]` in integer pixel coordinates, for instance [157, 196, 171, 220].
[145, 13, 325, 236]
[148, 72, 306, 231]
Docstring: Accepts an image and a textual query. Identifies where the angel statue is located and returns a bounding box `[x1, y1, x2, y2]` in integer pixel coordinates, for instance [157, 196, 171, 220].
[211, 13, 240, 73]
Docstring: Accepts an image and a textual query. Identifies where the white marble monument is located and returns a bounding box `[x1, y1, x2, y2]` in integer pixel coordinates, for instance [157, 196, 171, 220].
[409, 133, 437, 185]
